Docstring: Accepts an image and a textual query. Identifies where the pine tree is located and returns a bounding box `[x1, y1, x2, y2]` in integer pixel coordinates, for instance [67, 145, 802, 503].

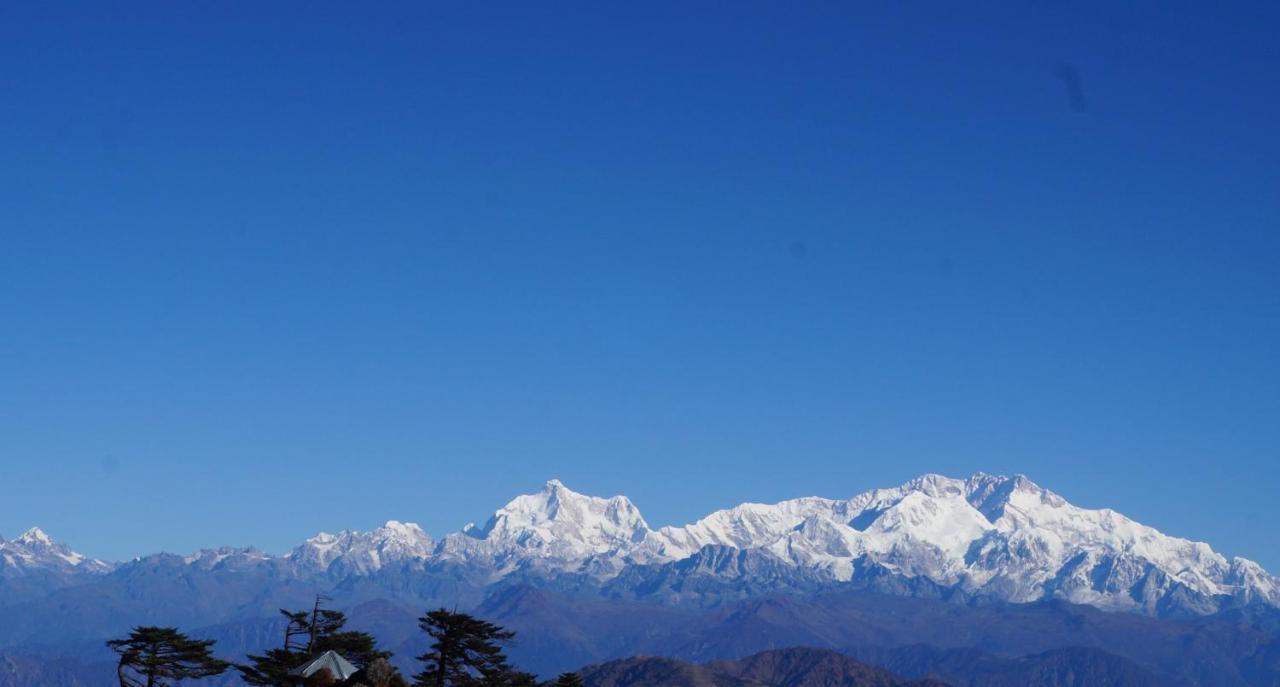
[238, 598, 391, 685]
[106, 626, 229, 687]
[413, 609, 518, 687]
[552, 673, 584, 687]
[282, 609, 311, 652]
[317, 614, 391, 667]
[507, 672, 541, 687]
[237, 646, 305, 687]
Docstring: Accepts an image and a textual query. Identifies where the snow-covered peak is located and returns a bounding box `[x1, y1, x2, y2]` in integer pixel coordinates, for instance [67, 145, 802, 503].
[1227, 557, 1280, 605]
[381, 519, 423, 535]
[17, 527, 55, 547]
[646, 497, 850, 560]
[371, 520, 434, 556]
[862, 490, 993, 558]
[900, 473, 969, 498]
[0, 528, 112, 575]
[472, 479, 649, 544]
[964, 474, 1067, 522]
[182, 546, 272, 570]
[289, 520, 434, 575]
[438, 480, 651, 574]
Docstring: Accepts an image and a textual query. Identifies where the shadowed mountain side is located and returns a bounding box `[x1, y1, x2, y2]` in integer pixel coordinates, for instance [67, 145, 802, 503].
[7, 583, 1280, 684]
[0, 652, 105, 687]
[714, 648, 951, 686]
[0, 555, 325, 647]
[188, 586, 1280, 685]
[0, 570, 94, 610]
[473, 586, 1270, 685]
[473, 585, 704, 677]
[581, 648, 945, 687]
[846, 645, 1179, 687]
[581, 656, 756, 687]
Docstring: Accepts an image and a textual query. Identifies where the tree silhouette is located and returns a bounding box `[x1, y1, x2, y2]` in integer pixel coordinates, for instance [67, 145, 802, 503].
[238, 596, 390, 685]
[507, 672, 540, 687]
[282, 609, 311, 653]
[237, 645, 306, 687]
[413, 609, 519, 687]
[552, 673, 584, 687]
[106, 626, 229, 687]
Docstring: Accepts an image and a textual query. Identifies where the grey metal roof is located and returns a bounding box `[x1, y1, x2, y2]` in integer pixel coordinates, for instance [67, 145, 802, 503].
[290, 650, 359, 681]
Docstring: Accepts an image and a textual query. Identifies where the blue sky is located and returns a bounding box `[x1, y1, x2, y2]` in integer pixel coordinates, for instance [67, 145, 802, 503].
[1, 2, 1278, 568]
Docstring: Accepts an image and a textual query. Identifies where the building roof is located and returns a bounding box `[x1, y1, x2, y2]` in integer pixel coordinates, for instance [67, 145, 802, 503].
[289, 650, 359, 681]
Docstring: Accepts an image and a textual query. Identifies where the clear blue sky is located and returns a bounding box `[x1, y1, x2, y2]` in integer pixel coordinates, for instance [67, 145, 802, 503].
[2, 2, 1278, 568]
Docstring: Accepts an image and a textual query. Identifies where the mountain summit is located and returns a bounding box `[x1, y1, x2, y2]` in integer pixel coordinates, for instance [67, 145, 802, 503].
[289, 520, 434, 575]
[0, 527, 112, 576]
[436, 479, 651, 576]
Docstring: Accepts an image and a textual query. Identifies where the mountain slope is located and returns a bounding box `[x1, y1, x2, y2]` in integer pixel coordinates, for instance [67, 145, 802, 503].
[846, 645, 1178, 687]
[580, 648, 945, 687]
[0, 652, 102, 687]
[474, 586, 1260, 685]
[0, 528, 114, 608]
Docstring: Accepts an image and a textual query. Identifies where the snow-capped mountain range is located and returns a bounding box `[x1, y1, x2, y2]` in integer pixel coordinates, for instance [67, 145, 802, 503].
[6, 473, 1278, 617]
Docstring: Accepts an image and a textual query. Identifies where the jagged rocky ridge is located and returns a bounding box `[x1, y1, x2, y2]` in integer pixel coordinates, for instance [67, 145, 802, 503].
[6, 473, 1279, 617]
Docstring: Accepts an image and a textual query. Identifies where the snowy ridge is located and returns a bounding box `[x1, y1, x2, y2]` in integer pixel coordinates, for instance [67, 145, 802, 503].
[277, 473, 1278, 615]
[289, 520, 434, 575]
[11, 474, 1279, 617]
[437, 479, 650, 576]
[633, 473, 1280, 613]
